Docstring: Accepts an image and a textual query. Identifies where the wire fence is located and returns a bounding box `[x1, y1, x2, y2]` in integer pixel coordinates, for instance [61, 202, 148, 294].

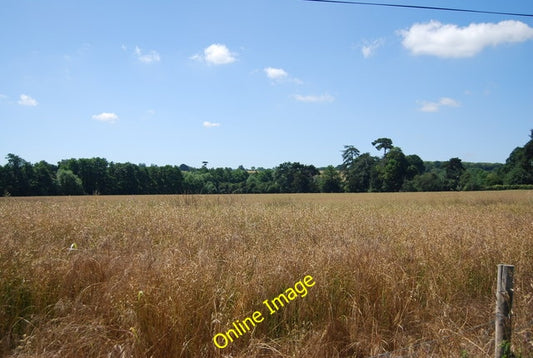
[367, 318, 533, 358]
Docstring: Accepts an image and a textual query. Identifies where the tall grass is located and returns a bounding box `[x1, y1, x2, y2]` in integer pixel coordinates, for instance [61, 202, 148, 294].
[0, 191, 532, 357]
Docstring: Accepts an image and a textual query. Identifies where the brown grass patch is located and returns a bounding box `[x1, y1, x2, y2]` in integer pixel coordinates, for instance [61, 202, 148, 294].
[0, 191, 532, 357]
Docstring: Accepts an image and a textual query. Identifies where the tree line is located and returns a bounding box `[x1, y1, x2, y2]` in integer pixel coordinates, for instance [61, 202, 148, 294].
[1, 132, 531, 196]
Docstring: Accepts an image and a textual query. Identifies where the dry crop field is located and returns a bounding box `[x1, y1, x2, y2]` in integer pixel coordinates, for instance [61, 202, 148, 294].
[0, 191, 532, 357]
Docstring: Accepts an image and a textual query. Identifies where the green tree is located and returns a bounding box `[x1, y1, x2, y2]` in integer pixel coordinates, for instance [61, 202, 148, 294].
[245, 174, 261, 193]
[59, 158, 109, 194]
[108, 162, 140, 194]
[378, 147, 408, 192]
[372, 138, 393, 157]
[410, 172, 445, 192]
[443, 157, 465, 190]
[274, 162, 319, 193]
[157, 165, 184, 194]
[3, 154, 34, 196]
[246, 169, 277, 193]
[459, 168, 487, 191]
[183, 171, 206, 194]
[341, 145, 360, 171]
[33, 161, 58, 195]
[319, 166, 343, 193]
[0, 165, 6, 195]
[504, 165, 530, 185]
[501, 130, 533, 185]
[405, 154, 425, 180]
[57, 169, 84, 195]
[345, 153, 379, 192]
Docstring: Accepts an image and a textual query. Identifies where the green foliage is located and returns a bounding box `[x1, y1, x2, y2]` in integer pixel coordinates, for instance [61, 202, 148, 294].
[499, 132, 533, 185]
[405, 154, 425, 180]
[443, 157, 465, 190]
[246, 169, 278, 193]
[487, 184, 533, 191]
[499, 340, 518, 358]
[379, 147, 408, 192]
[274, 162, 319, 193]
[344, 153, 379, 192]
[318, 166, 343, 193]
[33, 161, 59, 195]
[59, 157, 109, 194]
[341, 145, 360, 171]
[0, 131, 531, 196]
[183, 171, 207, 194]
[372, 137, 393, 156]
[406, 172, 445, 192]
[460, 168, 488, 191]
[56, 169, 84, 195]
[3, 154, 34, 196]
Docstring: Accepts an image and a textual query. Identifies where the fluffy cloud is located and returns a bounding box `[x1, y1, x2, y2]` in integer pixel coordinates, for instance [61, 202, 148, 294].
[192, 44, 236, 65]
[264, 67, 288, 81]
[203, 121, 221, 128]
[92, 112, 119, 123]
[18, 94, 38, 106]
[292, 94, 334, 103]
[134, 46, 160, 63]
[400, 20, 533, 58]
[361, 39, 384, 58]
[418, 97, 460, 112]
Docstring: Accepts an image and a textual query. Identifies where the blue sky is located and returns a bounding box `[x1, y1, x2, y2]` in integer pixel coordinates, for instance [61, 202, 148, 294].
[1, 1, 532, 168]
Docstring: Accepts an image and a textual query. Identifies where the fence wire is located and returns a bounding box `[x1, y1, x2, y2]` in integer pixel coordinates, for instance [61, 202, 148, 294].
[366, 318, 533, 358]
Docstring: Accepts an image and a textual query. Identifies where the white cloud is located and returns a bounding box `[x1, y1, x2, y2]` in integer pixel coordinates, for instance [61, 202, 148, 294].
[134, 46, 160, 63]
[203, 121, 221, 128]
[264, 67, 288, 81]
[361, 39, 384, 58]
[419, 97, 460, 112]
[192, 44, 237, 65]
[92, 112, 119, 123]
[263, 67, 302, 84]
[400, 20, 533, 58]
[0, 94, 7, 100]
[18, 94, 38, 106]
[293, 94, 335, 103]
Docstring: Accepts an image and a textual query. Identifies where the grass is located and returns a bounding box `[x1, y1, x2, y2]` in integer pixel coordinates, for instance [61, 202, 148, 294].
[0, 191, 532, 357]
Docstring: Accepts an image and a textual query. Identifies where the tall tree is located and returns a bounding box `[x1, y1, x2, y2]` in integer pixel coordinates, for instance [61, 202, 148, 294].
[379, 147, 408, 192]
[345, 153, 379, 192]
[3, 154, 34, 196]
[33, 160, 58, 195]
[372, 138, 393, 156]
[341, 145, 360, 171]
[443, 157, 465, 190]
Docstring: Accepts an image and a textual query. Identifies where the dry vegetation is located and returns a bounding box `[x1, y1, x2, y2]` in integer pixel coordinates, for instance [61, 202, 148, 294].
[0, 191, 532, 357]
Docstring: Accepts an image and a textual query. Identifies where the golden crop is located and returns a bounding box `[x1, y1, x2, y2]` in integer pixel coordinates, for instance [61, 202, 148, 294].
[1, 191, 532, 357]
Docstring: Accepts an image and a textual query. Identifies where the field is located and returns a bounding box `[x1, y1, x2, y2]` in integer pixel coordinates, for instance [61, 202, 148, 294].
[1, 191, 532, 357]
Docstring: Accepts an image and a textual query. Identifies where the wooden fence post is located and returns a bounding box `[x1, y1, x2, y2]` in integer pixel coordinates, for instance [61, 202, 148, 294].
[495, 264, 514, 358]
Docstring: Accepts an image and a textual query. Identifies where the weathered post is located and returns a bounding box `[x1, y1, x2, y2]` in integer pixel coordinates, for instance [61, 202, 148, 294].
[495, 264, 514, 358]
